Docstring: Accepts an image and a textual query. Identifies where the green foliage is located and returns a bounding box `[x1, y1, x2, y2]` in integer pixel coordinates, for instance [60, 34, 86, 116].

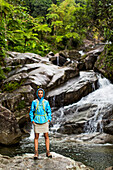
[3, 81, 21, 92]
[16, 100, 26, 110]
[0, 0, 112, 62]
[86, 0, 113, 41]
[3, 79, 25, 92]
[25, 0, 52, 17]
[0, 66, 6, 81]
[46, 0, 87, 49]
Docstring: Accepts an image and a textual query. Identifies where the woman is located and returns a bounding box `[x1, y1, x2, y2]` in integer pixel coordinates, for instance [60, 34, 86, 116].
[29, 88, 52, 159]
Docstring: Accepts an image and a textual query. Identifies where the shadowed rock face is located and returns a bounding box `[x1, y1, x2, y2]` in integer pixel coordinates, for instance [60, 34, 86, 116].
[0, 105, 22, 145]
[0, 85, 34, 112]
[0, 152, 94, 170]
[47, 71, 98, 108]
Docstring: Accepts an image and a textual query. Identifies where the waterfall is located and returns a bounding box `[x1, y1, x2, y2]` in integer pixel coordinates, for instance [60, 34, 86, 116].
[77, 74, 113, 106]
[61, 74, 113, 134]
[79, 50, 85, 56]
[77, 74, 113, 133]
[57, 56, 59, 66]
[50, 107, 64, 132]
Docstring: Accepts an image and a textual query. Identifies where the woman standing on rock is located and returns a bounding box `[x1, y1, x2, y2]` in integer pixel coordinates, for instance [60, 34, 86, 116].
[29, 88, 52, 159]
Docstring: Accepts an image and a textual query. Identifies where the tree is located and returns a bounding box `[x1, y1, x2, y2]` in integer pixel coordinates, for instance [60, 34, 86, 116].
[46, 0, 87, 49]
[86, 0, 113, 42]
[25, 0, 52, 17]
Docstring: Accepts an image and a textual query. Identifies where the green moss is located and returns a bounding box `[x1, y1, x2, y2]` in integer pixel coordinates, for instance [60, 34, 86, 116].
[81, 54, 87, 60]
[0, 66, 6, 81]
[3, 80, 25, 92]
[3, 81, 20, 92]
[16, 100, 26, 111]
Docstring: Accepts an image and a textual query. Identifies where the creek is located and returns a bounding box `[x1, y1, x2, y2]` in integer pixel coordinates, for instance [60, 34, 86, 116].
[0, 73, 113, 169]
[0, 132, 113, 170]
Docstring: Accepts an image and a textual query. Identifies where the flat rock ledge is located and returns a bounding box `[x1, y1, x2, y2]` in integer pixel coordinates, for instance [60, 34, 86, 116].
[0, 152, 94, 170]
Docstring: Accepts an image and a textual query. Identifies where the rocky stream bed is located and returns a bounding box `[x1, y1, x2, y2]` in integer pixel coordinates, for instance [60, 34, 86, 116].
[0, 42, 113, 169]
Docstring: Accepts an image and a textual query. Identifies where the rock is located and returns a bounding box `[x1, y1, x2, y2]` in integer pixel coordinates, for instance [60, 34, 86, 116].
[48, 52, 67, 66]
[85, 45, 105, 55]
[89, 133, 113, 144]
[0, 152, 94, 170]
[59, 50, 81, 61]
[63, 133, 113, 144]
[54, 103, 97, 134]
[16, 63, 79, 91]
[0, 105, 22, 145]
[6, 51, 49, 66]
[0, 85, 34, 112]
[0, 85, 34, 129]
[51, 101, 113, 135]
[4, 72, 28, 83]
[3, 53, 79, 92]
[104, 121, 113, 135]
[79, 45, 105, 70]
[85, 54, 98, 70]
[105, 167, 113, 170]
[0, 85, 34, 128]
[47, 71, 98, 108]
[47, 50, 81, 66]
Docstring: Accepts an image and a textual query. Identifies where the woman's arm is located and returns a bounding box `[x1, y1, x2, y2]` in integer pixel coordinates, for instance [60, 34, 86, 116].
[29, 100, 35, 122]
[46, 101, 52, 121]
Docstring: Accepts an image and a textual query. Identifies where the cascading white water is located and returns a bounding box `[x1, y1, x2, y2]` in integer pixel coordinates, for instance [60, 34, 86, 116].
[76, 74, 113, 133]
[57, 56, 59, 65]
[50, 107, 64, 132]
[55, 74, 113, 134]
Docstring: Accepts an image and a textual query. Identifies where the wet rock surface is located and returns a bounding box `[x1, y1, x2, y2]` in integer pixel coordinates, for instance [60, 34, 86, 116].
[51, 102, 113, 136]
[57, 132, 113, 144]
[47, 71, 98, 108]
[0, 152, 94, 170]
[0, 105, 21, 145]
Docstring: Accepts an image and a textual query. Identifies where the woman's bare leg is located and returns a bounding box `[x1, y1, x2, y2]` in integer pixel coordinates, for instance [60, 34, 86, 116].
[34, 133, 39, 156]
[44, 132, 49, 151]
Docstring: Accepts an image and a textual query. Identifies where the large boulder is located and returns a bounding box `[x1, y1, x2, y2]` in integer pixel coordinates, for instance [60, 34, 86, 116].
[47, 71, 98, 108]
[0, 152, 94, 170]
[6, 51, 49, 66]
[0, 85, 34, 128]
[0, 105, 22, 145]
[80, 45, 105, 70]
[0, 85, 34, 112]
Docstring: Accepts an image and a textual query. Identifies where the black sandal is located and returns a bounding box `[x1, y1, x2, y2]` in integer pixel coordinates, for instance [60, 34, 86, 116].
[46, 150, 52, 158]
[34, 150, 38, 160]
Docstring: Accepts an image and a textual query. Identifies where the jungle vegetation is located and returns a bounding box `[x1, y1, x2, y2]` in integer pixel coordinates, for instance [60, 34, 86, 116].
[0, 0, 113, 80]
